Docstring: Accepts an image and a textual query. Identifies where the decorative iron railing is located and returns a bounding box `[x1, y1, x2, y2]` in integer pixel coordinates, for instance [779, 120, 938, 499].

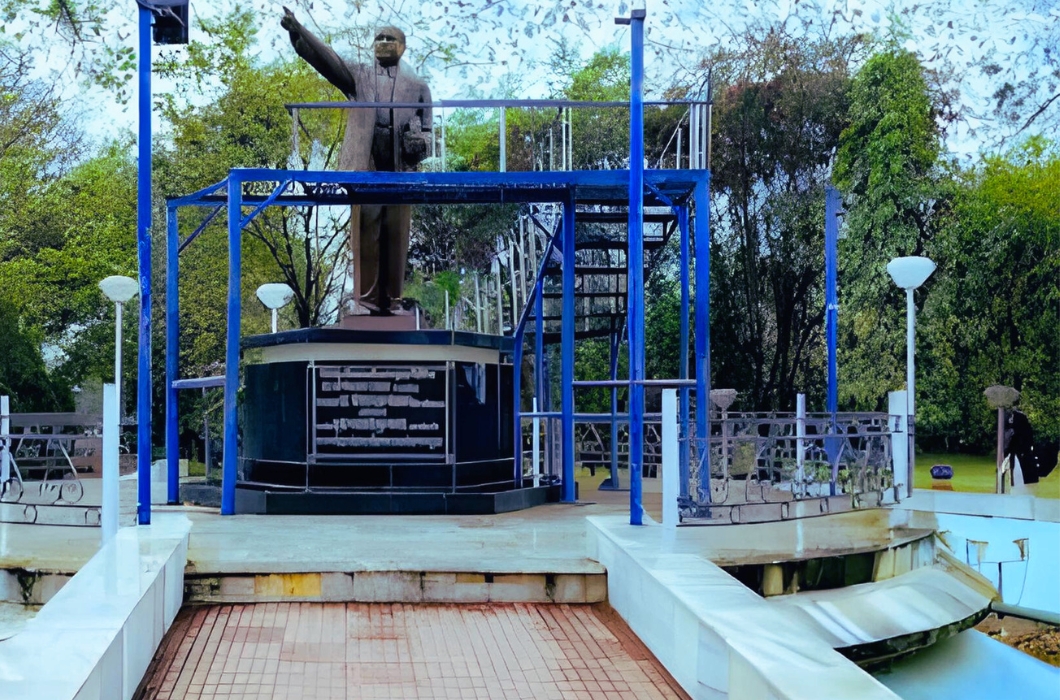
[517, 408, 903, 524]
[680, 412, 901, 525]
[1, 412, 101, 526]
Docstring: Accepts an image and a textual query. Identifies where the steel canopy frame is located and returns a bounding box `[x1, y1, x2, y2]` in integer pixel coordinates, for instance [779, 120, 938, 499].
[164, 167, 710, 516]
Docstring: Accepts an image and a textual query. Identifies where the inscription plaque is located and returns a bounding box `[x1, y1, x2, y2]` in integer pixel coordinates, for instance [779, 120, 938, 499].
[311, 364, 447, 460]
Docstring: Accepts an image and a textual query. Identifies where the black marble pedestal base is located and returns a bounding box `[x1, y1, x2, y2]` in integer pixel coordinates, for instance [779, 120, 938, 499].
[235, 328, 540, 515]
[234, 483, 559, 515]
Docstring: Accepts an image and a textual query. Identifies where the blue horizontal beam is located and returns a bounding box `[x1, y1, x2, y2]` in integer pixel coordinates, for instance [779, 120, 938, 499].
[167, 179, 228, 207]
[573, 379, 698, 388]
[171, 376, 225, 390]
[170, 169, 708, 209]
[520, 412, 665, 421]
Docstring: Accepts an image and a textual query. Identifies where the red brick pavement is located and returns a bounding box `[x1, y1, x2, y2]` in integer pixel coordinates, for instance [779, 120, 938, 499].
[135, 603, 690, 700]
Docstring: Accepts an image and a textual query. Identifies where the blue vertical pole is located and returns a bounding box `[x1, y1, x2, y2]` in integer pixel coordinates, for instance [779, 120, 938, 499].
[535, 280, 544, 399]
[678, 205, 690, 498]
[825, 186, 841, 491]
[608, 331, 620, 489]
[693, 173, 712, 504]
[137, 5, 153, 525]
[825, 186, 840, 417]
[560, 193, 576, 502]
[221, 175, 242, 515]
[166, 207, 179, 504]
[513, 330, 523, 488]
[626, 6, 646, 525]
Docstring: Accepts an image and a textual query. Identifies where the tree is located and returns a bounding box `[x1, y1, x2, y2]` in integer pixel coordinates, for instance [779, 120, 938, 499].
[0, 295, 71, 411]
[157, 9, 350, 335]
[0, 43, 136, 411]
[705, 27, 861, 411]
[1, 143, 136, 333]
[833, 47, 948, 411]
[0, 44, 84, 263]
[918, 138, 1060, 449]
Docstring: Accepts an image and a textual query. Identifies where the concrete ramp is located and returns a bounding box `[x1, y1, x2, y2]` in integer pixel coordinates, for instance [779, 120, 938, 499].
[874, 629, 1060, 700]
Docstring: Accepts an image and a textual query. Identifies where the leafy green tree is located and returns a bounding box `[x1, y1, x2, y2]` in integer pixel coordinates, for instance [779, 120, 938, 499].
[919, 138, 1059, 448]
[834, 46, 947, 410]
[0, 43, 137, 410]
[156, 9, 348, 341]
[0, 143, 136, 334]
[0, 296, 71, 411]
[705, 28, 860, 410]
[0, 44, 84, 263]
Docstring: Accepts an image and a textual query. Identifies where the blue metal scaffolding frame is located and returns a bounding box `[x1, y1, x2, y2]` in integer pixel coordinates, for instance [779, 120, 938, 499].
[163, 167, 711, 520]
[158, 7, 714, 524]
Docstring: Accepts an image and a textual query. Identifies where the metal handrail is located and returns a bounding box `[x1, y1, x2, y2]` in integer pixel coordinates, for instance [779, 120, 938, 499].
[284, 99, 708, 111]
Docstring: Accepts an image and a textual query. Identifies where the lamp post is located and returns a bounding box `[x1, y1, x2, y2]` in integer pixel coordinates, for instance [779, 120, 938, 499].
[98, 275, 138, 544]
[99, 276, 140, 412]
[256, 283, 295, 333]
[886, 256, 936, 497]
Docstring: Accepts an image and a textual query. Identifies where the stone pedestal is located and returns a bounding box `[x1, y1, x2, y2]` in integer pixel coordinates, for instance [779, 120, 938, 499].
[232, 328, 555, 514]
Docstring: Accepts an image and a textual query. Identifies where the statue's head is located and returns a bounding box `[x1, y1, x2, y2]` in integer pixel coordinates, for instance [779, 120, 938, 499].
[374, 26, 406, 67]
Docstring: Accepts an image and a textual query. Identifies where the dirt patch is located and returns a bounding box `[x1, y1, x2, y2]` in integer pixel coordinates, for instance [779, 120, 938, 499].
[976, 613, 1060, 667]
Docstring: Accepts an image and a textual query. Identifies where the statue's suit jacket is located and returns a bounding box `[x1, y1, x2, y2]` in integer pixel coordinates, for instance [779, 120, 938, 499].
[288, 26, 432, 172]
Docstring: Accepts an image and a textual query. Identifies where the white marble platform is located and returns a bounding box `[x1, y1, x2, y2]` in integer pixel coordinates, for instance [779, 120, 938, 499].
[0, 602, 39, 641]
[876, 629, 1060, 700]
[0, 513, 190, 700]
[587, 514, 903, 699]
[911, 510, 1060, 615]
[901, 489, 1060, 522]
[179, 503, 610, 575]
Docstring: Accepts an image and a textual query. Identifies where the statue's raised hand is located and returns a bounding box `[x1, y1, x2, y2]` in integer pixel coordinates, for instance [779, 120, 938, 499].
[281, 6, 298, 32]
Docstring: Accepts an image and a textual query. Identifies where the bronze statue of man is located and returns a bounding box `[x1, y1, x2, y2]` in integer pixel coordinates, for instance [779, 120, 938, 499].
[281, 8, 432, 314]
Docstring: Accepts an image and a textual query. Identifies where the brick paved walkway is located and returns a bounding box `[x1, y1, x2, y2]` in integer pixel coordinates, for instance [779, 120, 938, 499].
[136, 603, 689, 700]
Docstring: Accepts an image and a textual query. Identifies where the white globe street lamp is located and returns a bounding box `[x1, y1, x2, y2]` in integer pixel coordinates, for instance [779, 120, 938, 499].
[256, 283, 295, 333]
[886, 256, 936, 496]
[99, 275, 140, 411]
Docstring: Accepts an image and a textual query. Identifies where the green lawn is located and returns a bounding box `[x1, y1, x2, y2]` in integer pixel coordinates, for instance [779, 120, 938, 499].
[917, 452, 1060, 499]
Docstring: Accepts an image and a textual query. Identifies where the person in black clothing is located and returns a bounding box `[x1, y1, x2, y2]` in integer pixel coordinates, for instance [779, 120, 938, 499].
[1004, 410, 1058, 485]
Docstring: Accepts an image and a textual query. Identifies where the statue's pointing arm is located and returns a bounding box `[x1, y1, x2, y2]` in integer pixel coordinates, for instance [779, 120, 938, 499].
[281, 7, 357, 97]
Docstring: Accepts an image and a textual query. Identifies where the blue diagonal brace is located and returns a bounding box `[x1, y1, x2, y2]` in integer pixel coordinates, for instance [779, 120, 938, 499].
[167, 178, 228, 207]
[179, 205, 224, 254]
[240, 180, 294, 229]
[514, 216, 562, 337]
[644, 181, 675, 209]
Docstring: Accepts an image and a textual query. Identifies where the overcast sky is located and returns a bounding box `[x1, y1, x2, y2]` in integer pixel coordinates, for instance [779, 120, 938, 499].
[24, 0, 1056, 158]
